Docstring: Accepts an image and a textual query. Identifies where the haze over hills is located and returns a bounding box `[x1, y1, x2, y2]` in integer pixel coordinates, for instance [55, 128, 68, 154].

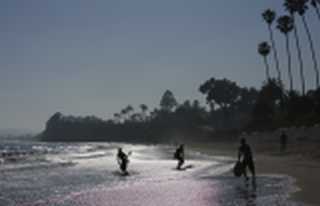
[0, 128, 36, 138]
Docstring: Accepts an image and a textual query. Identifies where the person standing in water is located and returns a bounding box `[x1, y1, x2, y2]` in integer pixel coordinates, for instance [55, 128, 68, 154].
[238, 138, 256, 187]
[174, 144, 185, 170]
[117, 148, 129, 175]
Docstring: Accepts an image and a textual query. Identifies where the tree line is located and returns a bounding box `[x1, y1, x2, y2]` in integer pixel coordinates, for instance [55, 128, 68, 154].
[41, 76, 320, 142]
[258, 0, 320, 94]
[41, 81, 259, 143]
[42, 90, 207, 142]
[254, 0, 320, 129]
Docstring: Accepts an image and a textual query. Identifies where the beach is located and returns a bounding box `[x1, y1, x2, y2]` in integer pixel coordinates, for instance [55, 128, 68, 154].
[0, 139, 312, 206]
[189, 130, 320, 206]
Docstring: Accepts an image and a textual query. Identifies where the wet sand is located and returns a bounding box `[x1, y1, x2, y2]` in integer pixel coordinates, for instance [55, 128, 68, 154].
[21, 168, 306, 206]
[190, 140, 320, 206]
[35, 175, 304, 206]
[256, 154, 320, 206]
[0, 142, 313, 206]
[38, 179, 222, 206]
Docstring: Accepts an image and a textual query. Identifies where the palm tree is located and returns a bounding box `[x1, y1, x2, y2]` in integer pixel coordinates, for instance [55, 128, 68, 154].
[262, 9, 281, 81]
[140, 104, 148, 113]
[295, 0, 320, 89]
[113, 113, 121, 123]
[125, 105, 134, 118]
[311, 0, 320, 21]
[121, 108, 128, 121]
[284, 0, 306, 94]
[277, 15, 295, 91]
[258, 42, 272, 81]
[140, 104, 148, 121]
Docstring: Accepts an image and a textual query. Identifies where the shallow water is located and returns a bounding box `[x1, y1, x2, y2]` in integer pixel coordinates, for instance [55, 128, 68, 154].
[0, 140, 307, 206]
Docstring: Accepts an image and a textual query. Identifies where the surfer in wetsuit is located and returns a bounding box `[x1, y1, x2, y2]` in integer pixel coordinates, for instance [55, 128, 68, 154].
[174, 144, 185, 170]
[117, 148, 129, 174]
[238, 138, 256, 187]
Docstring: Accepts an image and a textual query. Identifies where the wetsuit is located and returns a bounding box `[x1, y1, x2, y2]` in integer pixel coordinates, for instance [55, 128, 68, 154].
[117, 151, 128, 173]
[238, 143, 255, 179]
[175, 147, 184, 170]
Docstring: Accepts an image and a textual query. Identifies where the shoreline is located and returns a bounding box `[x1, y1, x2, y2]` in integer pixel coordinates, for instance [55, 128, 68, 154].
[189, 141, 320, 206]
[0, 140, 316, 205]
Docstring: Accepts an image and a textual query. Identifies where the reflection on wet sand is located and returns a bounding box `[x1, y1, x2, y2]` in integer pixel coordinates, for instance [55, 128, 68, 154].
[0, 143, 304, 206]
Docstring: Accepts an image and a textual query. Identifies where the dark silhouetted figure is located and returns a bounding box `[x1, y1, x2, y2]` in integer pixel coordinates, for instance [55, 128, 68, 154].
[174, 144, 185, 170]
[117, 148, 129, 175]
[280, 131, 288, 152]
[238, 138, 256, 187]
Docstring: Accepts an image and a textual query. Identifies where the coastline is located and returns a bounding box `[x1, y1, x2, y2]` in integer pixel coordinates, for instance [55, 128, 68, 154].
[189, 141, 320, 206]
[1, 140, 317, 205]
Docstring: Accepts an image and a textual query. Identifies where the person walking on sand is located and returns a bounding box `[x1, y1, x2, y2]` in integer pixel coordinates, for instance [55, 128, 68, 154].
[238, 138, 256, 187]
[117, 148, 129, 175]
[280, 131, 288, 152]
[174, 144, 185, 170]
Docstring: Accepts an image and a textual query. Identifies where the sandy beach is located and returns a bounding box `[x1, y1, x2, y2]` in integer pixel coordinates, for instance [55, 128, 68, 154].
[0, 140, 313, 206]
[35, 174, 302, 206]
[189, 134, 320, 206]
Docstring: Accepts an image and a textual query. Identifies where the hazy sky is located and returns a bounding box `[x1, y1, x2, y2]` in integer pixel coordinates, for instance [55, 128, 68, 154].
[1, 0, 320, 132]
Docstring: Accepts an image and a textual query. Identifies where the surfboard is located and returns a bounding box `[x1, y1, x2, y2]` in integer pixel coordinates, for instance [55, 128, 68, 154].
[233, 161, 244, 177]
[112, 171, 130, 176]
[176, 164, 194, 171]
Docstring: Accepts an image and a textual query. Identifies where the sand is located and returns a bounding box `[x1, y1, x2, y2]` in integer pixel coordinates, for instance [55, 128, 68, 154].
[256, 154, 320, 206]
[189, 140, 320, 206]
[0, 141, 317, 206]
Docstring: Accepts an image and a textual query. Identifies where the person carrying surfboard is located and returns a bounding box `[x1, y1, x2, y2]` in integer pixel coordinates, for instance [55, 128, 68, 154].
[238, 138, 256, 187]
[117, 148, 129, 175]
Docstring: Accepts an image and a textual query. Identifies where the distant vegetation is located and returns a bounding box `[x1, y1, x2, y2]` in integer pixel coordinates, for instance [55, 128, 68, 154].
[41, 90, 209, 142]
[40, 79, 320, 143]
[41, 0, 320, 143]
[259, 0, 320, 94]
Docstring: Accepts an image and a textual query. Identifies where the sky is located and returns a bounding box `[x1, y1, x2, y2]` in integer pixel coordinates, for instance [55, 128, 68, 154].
[0, 0, 320, 132]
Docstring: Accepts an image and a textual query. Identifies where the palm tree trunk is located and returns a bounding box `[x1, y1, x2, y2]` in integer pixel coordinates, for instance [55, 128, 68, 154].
[314, 6, 320, 22]
[292, 14, 306, 95]
[268, 25, 281, 81]
[301, 14, 320, 89]
[263, 56, 271, 81]
[285, 34, 293, 91]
